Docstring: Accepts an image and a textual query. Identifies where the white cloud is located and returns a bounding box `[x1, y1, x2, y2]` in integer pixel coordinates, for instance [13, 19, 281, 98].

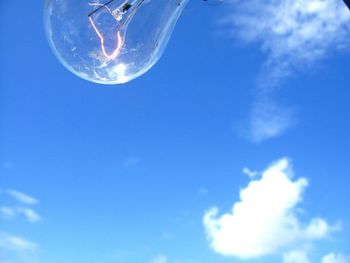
[247, 99, 296, 142]
[0, 207, 41, 223]
[6, 190, 38, 205]
[227, 0, 350, 142]
[151, 255, 168, 263]
[1, 189, 41, 223]
[18, 207, 41, 223]
[1, 190, 41, 263]
[0, 233, 37, 252]
[284, 250, 310, 263]
[203, 158, 335, 259]
[242, 167, 258, 178]
[322, 253, 350, 263]
[305, 218, 338, 239]
[226, 0, 350, 85]
[0, 207, 16, 219]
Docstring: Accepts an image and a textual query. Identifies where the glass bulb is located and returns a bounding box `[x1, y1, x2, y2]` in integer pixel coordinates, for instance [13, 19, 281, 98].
[44, 0, 189, 84]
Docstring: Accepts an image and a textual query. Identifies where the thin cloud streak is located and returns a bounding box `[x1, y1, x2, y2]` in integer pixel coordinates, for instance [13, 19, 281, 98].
[0, 207, 41, 223]
[0, 188, 42, 263]
[6, 190, 38, 205]
[0, 233, 38, 252]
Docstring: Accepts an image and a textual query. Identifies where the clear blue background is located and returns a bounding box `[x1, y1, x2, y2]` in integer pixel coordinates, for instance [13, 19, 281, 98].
[1, 0, 349, 262]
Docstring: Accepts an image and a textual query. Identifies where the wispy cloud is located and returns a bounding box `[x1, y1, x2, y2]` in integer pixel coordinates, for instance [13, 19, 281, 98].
[0, 233, 40, 263]
[227, 0, 350, 85]
[225, 0, 350, 141]
[151, 255, 168, 263]
[242, 167, 257, 179]
[247, 98, 296, 142]
[17, 208, 40, 223]
[203, 158, 340, 260]
[0, 188, 42, 263]
[1, 189, 41, 223]
[322, 253, 350, 263]
[0, 233, 38, 252]
[284, 250, 311, 263]
[6, 190, 38, 205]
[0, 207, 17, 219]
[19, 207, 41, 223]
[0, 206, 41, 223]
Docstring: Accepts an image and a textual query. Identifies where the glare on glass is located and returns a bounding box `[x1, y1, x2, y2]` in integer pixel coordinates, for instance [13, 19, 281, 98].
[44, 0, 189, 84]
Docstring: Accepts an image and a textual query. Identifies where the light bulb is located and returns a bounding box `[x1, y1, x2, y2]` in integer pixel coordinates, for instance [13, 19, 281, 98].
[345, 0, 350, 9]
[44, 0, 189, 84]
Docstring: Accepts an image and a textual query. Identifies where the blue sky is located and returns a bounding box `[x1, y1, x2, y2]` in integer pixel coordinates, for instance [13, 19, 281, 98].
[1, 0, 350, 263]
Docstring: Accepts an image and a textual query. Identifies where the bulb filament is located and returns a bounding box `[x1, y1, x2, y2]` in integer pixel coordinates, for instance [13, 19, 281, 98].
[88, 0, 145, 61]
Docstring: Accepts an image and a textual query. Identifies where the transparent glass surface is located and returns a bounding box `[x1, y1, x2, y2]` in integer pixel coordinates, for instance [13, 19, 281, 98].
[44, 0, 189, 84]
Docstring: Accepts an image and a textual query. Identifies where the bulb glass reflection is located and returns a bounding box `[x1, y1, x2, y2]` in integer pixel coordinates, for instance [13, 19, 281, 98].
[44, 0, 189, 84]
